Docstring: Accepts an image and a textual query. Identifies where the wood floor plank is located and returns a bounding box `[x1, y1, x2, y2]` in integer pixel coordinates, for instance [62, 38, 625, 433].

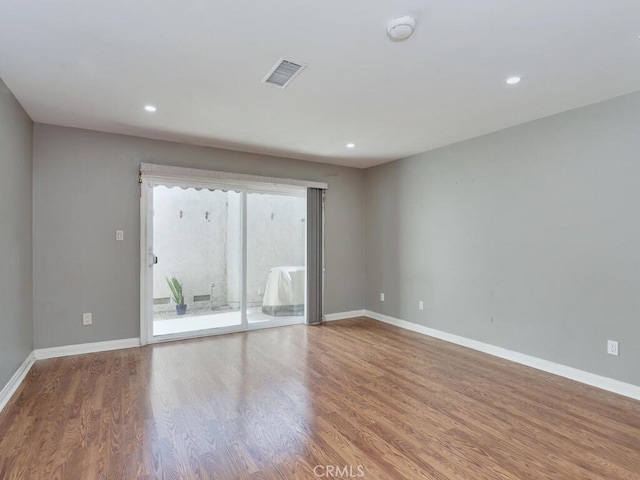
[1, 317, 640, 479]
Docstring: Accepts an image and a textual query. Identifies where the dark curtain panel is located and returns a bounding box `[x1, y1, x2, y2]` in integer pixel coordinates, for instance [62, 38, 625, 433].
[306, 188, 325, 325]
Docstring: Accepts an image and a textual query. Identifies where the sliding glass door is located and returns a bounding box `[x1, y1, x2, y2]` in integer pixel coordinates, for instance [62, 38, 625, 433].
[140, 173, 311, 343]
[151, 185, 243, 337]
[247, 191, 307, 326]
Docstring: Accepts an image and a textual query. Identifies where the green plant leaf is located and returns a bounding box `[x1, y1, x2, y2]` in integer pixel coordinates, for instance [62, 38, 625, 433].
[165, 276, 185, 306]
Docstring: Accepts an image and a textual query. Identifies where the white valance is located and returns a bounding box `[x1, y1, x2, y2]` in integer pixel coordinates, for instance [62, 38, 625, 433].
[140, 162, 328, 195]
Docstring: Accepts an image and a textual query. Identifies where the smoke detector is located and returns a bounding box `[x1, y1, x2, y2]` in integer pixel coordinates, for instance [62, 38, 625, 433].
[387, 15, 416, 42]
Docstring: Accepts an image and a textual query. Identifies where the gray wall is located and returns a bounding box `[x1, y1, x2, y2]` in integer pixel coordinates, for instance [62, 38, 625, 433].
[0, 78, 33, 388]
[365, 91, 640, 386]
[33, 125, 365, 348]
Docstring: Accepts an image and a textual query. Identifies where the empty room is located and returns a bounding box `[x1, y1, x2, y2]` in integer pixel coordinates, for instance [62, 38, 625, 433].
[2, 1, 640, 479]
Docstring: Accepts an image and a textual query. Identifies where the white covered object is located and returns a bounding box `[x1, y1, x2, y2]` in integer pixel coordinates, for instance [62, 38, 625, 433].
[262, 266, 305, 316]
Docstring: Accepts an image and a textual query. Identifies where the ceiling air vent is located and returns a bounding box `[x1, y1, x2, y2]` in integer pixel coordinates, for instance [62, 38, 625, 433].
[262, 58, 307, 89]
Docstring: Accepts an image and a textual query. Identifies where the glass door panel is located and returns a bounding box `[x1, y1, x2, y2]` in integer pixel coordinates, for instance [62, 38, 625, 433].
[152, 185, 242, 337]
[246, 192, 306, 325]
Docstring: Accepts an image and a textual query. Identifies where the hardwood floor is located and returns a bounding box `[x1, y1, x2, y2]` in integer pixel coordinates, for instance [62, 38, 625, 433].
[1, 317, 640, 479]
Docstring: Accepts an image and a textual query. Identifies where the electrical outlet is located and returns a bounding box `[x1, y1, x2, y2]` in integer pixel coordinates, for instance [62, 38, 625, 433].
[116, 230, 124, 241]
[607, 340, 619, 356]
[82, 312, 92, 326]
[418, 300, 424, 310]
[380, 293, 385, 302]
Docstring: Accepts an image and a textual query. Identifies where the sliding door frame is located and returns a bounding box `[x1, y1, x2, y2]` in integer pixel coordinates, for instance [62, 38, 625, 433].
[139, 164, 327, 345]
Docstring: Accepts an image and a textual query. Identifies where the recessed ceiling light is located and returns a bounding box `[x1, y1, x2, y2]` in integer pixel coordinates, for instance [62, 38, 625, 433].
[346, 143, 355, 148]
[144, 105, 157, 112]
[505, 76, 521, 85]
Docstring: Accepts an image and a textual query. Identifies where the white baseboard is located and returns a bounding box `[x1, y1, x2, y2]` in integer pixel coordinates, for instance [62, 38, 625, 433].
[0, 352, 35, 413]
[34, 338, 140, 360]
[324, 310, 366, 322]
[364, 310, 640, 402]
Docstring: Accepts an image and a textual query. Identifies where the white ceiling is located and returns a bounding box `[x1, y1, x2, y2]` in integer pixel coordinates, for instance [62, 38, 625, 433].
[1, 1, 640, 168]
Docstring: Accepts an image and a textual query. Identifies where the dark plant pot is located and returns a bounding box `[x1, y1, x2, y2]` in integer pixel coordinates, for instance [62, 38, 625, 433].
[176, 304, 187, 315]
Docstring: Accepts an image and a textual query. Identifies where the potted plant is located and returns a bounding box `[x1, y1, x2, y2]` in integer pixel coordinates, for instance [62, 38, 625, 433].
[166, 276, 187, 315]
